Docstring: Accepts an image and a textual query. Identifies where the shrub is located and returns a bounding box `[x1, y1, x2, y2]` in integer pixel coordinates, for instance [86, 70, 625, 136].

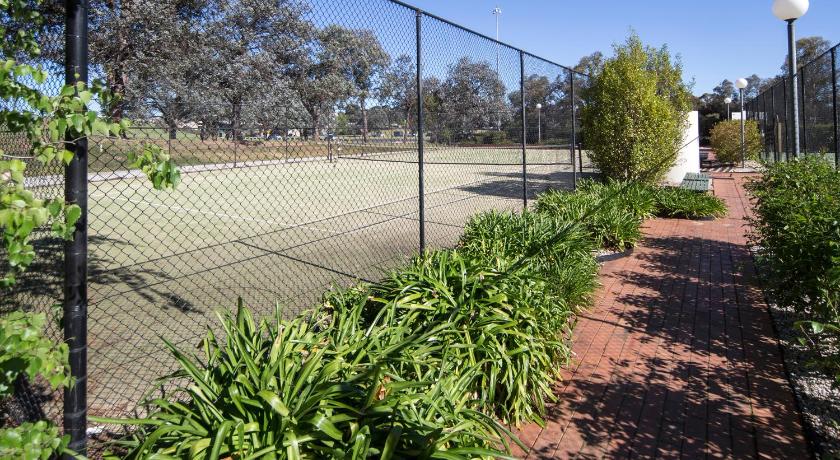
[96, 300, 517, 459]
[653, 187, 727, 219]
[746, 157, 840, 378]
[709, 119, 762, 164]
[581, 34, 692, 183]
[360, 250, 567, 426]
[461, 210, 599, 312]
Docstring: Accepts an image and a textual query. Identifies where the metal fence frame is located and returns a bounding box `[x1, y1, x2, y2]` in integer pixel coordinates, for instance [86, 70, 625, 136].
[46, 0, 589, 455]
[746, 42, 840, 167]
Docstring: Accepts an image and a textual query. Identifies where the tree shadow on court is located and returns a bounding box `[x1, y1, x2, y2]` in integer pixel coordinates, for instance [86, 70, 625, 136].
[458, 170, 601, 201]
[521, 233, 805, 459]
[2, 234, 198, 315]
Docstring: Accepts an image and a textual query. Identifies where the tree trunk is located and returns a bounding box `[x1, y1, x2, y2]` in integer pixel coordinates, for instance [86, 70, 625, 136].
[360, 95, 369, 143]
[232, 101, 242, 142]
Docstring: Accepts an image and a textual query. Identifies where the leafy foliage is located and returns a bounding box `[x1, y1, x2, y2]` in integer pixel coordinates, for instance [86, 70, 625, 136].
[535, 184, 644, 250]
[0, 421, 70, 460]
[581, 33, 692, 183]
[360, 250, 566, 426]
[461, 210, 599, 312]
[709, 120, 762, 164]
[652, 187, 727, 219]
[95, 300, 517, 459]
[0, 312, 69, 397]
[746, 158, 840, 380]
[127, 145, 181, 190]
[0, 313, 72, 459]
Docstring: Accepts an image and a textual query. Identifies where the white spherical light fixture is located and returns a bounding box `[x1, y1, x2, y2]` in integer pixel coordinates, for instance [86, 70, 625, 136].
[724, 97, 732, 104]
[772, 0, 809, 21]
[735, 78, 748, 89]
[535, 103, 542, 109]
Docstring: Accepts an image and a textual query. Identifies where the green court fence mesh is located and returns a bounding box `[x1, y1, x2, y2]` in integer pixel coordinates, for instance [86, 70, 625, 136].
[1, 0, 591, 454]
[746, 43, 840, 166]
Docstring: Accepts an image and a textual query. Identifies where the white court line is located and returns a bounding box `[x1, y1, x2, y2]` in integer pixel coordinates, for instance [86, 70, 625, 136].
[89, 193, 346, 236]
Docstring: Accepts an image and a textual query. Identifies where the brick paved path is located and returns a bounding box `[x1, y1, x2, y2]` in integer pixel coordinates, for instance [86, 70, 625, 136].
[514, 173, 810, 459]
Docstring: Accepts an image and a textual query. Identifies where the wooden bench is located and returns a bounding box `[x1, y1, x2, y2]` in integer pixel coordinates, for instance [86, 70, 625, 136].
[679, 172, 712, 192]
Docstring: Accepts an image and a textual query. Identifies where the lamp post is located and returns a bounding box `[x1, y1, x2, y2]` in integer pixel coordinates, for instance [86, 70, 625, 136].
[535, 103, 542, 144]
[773, 0, 809, 158]
[736, 78, 748, 168]
[724, 97, 732, 120]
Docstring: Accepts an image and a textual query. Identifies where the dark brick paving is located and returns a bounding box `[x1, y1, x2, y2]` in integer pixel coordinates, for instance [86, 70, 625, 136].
[513, 173, 809, 459]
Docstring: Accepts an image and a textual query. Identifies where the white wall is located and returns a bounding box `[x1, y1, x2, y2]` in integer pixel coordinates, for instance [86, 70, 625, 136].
[664, 111, 700, 185]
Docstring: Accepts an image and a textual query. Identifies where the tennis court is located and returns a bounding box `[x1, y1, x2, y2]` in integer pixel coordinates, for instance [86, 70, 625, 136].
[72, 144, 594, 417]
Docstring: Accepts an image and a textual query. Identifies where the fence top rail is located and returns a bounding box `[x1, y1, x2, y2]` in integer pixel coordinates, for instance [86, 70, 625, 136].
[385, 0, 587, 78]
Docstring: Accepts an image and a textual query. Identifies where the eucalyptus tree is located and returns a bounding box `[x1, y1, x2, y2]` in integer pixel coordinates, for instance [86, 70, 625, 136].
[379, 54, 416, 141]
[201, 0, 313, 142]
[439, 57, 508, 142]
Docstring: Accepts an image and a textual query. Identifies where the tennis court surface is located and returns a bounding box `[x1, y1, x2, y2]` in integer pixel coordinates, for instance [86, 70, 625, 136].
[25, 144, 592, 418]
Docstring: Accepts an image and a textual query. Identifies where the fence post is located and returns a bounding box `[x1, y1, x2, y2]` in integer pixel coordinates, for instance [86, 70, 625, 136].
[800, 65, 807, 155]
[570, 71, 577, 190]
[833, 48, 839, 169]
[770, 86, 777, 162]
[415, 9, 425, 253]
[63, 0, 88, 456]
[782, 77, 788, 160]
[519, 51, 527, 209]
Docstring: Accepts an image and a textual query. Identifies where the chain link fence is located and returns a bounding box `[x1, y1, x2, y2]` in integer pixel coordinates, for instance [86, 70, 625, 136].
[3, 0, 590, 451]
[746, 43, 839, 166]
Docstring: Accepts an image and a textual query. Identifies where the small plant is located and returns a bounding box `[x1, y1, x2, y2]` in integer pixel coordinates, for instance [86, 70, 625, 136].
[709, 119, 762, 164]
[95, 300, 518, 459]
[360, 250, 567, 426]
[535, 185, 644, 250]
[461, 210, 599, 312]
[653, 187, 727, 219]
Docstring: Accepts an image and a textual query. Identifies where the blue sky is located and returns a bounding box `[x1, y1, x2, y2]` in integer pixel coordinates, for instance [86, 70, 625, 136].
[405, 0, 840, 96]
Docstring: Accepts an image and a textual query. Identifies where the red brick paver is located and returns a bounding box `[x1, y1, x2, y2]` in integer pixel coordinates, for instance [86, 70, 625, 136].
[515, 173, 809, 459]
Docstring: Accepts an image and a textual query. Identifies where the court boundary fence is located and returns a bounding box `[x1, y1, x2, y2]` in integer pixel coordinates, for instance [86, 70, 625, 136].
[42, 0, 589, 455]
[746, 42, 839, 166]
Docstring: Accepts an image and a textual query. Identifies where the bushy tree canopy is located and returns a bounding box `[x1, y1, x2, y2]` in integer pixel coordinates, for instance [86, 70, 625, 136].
[581, 34, 692, 183]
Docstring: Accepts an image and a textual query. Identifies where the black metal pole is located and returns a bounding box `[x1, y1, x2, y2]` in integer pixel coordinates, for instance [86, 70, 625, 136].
[787, 19, 800, 158]
[415, 10, 425, 253]
[833, 48, 839, 169]
[800, 64, 807, 155]
[762, 92, 767, 161]
[782, 77, 788, 160]
[770, 86, 776, 162]
[740, 88, 745, 168]
[570, 72, 577, 190]
[63, 0, 88, 456]
[519, 50, 527, 209]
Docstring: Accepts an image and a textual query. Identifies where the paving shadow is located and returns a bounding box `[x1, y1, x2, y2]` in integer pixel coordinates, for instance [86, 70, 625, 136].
[458, 170, 601, 201]
[528, 232, 805, 458]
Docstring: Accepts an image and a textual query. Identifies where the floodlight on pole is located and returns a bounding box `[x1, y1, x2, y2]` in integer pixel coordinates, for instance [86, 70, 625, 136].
[724, 97, 732, 120]
[536, 103, 542, 144]
[773, 0, 809, 158]
[492, 6, 502, 131]
[735, 78, 748, 168]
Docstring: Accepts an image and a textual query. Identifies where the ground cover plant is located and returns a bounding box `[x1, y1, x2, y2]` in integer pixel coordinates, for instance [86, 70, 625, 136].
[94, 300, 518, 459]
[460, 210, 599, 312]
[358, 250, 569, 427]
[746, 157, 840, 380]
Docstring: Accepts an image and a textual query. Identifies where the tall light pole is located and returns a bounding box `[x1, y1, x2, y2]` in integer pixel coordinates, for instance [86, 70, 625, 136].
[773, 0, 809, 159]
[724, 97, 732, 120]
[536, 103, 542, 144]
[492, 6, 502, 132]
[736, 78, 748, 167]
